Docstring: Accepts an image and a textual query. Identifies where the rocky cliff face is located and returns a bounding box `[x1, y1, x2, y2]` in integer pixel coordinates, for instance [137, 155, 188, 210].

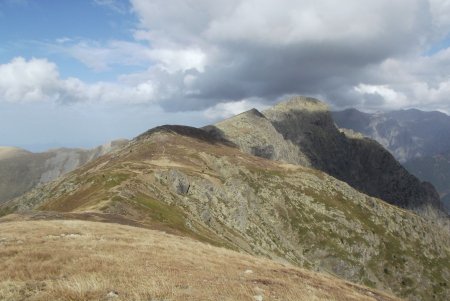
[1, 125, 449, 301]
[211, 96, 445, 216]
[0, 139, 128, 204]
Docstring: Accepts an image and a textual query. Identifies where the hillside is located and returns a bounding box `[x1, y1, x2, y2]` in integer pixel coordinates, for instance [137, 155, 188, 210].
[0, 218, 403, 301]
[0, 140, 128, 204]
[2, 122, 449, 300]
[210, 96, 445, 216]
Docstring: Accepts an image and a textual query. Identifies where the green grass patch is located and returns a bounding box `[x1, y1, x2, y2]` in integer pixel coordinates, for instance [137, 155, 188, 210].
[132, 194, 187, 231]
[0, 205, 15, 217]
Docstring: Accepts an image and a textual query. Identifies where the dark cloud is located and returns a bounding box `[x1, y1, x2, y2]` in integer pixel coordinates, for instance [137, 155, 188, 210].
[128, 0, 450, 113]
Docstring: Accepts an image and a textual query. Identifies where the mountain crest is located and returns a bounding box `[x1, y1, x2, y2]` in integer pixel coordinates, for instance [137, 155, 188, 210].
[240, 107, 266, 118]
[1, 95, 449, 300]
[270, 95, 329, 113]
[218, 95, 446, 216]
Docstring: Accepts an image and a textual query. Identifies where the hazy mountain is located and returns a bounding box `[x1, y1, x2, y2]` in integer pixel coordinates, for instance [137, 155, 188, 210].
[404, 151, 450, 210]
[0, 139, 128, 204]
[332, 108, 450, 163]
[2, 97, 448, 300]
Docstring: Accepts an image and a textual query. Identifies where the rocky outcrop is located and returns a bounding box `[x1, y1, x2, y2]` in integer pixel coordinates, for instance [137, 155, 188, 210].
[0, 139, 128, 204]
[209, 108, 308, 164]
[210, 96, 445, 217]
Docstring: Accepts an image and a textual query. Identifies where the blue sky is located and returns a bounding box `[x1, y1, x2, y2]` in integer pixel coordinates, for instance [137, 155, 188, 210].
[0, 0, 140, 81]
[0, 0, 214, 150]
[2, 0, 450, 151]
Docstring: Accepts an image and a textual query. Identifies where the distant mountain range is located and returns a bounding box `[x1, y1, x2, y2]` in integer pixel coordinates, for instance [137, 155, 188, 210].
[2, 96, 448, 301]
[332, 108, 450, 211]
[0, 139, 128, 203]
[403, 151, 450, 210]
[332, 108, 450, 162]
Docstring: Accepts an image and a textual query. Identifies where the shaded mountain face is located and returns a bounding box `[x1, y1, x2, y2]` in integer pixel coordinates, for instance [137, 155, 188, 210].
[0, 139, 128, 204]
[332, 108, 450, 213]
[2, 123, 449, 301]
[210, 96, 444, 217]
[332, 108, 450, 163]
[404, 151, 450, 210]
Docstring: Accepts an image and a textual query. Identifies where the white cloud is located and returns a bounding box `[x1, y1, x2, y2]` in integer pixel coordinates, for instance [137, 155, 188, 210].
[203, 98, 269, 119]
[52, 40, 153, 72]
[149, 48, 207, 73]
[0, 57, 158, 104]
[429, 0, 450, 39]
[0, 57, 60, 102]
[354, 84, 408, 109]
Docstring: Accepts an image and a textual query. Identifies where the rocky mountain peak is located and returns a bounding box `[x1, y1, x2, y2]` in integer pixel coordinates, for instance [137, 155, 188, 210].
[214, 95, 446, 217]
[210, 106, 310, 164]
[264, 96, 336, 132]
[269, 96, 329, 113]
[242, 107, 266, 118]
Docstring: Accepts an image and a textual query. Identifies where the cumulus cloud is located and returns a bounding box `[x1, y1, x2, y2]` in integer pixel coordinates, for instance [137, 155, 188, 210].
[0, 57, 157, 104]
[203, 98, 270, 119]
[0, 57, 60, 102]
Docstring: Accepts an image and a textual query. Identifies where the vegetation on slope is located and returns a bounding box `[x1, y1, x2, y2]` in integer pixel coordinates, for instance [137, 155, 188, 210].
[1, 126, 449, 301]
[0, 219, 403, 301]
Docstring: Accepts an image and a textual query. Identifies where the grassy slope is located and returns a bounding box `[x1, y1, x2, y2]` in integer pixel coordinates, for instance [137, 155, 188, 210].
[2, 128, 449, 300]
[0, 219, 402, 301]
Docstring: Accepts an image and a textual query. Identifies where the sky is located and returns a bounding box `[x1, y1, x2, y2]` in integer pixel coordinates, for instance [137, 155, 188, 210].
[2, 0, 450, 151]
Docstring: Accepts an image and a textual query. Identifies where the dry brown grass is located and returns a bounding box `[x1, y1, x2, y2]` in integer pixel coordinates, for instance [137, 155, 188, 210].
[0, 219, 402, 301]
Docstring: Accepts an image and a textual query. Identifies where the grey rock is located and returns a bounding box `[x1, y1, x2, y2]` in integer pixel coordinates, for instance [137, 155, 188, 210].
[106, 291, 119, 299]
[168, 169, 190, 195]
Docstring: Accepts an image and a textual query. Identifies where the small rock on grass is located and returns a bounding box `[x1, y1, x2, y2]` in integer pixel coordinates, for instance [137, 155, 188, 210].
[106, 291, 119, 299]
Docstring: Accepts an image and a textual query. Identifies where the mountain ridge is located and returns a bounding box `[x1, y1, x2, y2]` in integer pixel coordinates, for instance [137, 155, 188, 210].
[332, 108, 450, 162]
[332, 107, 450, 213]
[211, 96, 446, 217]
[0, 139, 128, 204]
[2, 98, 449, 300]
